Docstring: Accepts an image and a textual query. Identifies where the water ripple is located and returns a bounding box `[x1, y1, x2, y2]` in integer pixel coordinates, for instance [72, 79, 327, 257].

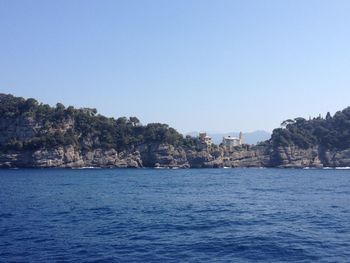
[0, 168, 350, 262]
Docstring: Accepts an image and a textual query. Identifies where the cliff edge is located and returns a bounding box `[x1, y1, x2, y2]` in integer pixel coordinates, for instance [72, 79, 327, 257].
[1, 94, 350, 168]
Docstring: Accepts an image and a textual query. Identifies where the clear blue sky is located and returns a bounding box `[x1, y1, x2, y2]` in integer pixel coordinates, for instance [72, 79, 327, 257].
[1, 0, 350, 133]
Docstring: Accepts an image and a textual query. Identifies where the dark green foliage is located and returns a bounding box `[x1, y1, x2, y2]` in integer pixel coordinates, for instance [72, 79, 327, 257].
[271, 108, 350, 150]
[183, 135, 198, 150]
[0, 94, 186, 152]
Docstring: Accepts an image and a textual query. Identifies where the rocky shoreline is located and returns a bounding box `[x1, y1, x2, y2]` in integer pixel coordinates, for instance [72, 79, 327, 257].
[2, 142, 350, 169]
[2, 93, 350, 169]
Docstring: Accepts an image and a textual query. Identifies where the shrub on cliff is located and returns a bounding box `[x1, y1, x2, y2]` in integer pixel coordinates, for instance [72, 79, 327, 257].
[0, 94, 186, 152]
[271, 107, 350, 150]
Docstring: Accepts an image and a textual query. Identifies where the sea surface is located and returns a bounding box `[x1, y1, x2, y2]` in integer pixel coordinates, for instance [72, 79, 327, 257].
[0, 168, 350, 262]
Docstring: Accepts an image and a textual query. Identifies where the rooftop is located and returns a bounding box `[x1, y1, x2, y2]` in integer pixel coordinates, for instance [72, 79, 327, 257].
[223, 136, 240, 140]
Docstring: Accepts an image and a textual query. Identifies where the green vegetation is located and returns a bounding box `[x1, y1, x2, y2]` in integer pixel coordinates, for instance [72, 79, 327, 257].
[2, 93, 350, 154]
[271, 108, 350, 150]
[0, 94, 187, 152]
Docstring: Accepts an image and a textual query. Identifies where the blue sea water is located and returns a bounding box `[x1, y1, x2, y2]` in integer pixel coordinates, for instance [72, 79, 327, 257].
[0, 168, 350, 262]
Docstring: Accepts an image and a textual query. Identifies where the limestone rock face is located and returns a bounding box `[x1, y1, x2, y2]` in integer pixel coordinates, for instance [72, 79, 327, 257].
[0, 142, 271, 169]
[186, 150, 214, 168]
[321, 149, 350, 167]
[0, 151, 33, 168]
[222, 147, 270, 168]
[0, 147, 143, 168]
[137, 143, 189, 168]
[3, 142, 350, 168]
[0, 116, 38, 145]
[270, 146, 323, 168]
[4, 134, 350, 169]
[2, 103, 350, 168]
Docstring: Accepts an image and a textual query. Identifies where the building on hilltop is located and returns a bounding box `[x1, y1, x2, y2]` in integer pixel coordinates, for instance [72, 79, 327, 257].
[222, 132, 243, 151]
[198, 132, 212, 149]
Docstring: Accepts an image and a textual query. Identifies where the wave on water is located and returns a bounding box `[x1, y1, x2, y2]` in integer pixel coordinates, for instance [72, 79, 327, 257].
[72, 167, 102, 169]
[1, 168, 350, 262]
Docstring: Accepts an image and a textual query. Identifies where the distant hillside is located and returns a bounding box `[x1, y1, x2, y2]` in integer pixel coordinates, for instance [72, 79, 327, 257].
[3, 93, 350, 169]
[267, 108, 350, 167]
[271, 109, 350, 151]
[187, 131, 271, 145]
[0, 93, 189, 152]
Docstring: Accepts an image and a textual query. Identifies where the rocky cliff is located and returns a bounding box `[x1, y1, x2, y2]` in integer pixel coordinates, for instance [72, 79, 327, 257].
[2, 93, 350, 169]
[0, 142, 268, 169]
[0, 147, 144, 168]
[3, 142, 350, 169]
[269, 145, 350, 168]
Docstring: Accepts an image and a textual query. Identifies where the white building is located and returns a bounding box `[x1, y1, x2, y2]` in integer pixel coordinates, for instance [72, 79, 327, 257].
[222, 132, 243, 151]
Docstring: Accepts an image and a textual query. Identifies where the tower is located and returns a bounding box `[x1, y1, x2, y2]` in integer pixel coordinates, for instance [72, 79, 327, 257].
[239, 132, 243, 145]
